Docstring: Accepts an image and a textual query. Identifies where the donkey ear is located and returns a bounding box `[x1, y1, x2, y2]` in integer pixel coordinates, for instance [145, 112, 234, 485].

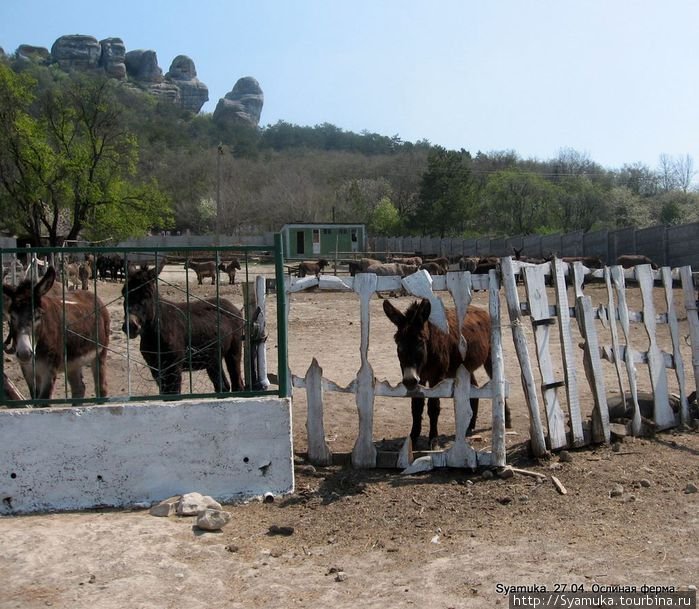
[415, 299, 432, 324]
[155, 256, 167, 275]
[383, 299, 405, 327]
[35, 266, 56, 296]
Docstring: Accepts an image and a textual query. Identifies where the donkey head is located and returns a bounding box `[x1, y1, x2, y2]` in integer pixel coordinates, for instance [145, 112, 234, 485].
[3, 266, 56, 362]
[383, 298, 432, 390]
[122, 262, 163, 337]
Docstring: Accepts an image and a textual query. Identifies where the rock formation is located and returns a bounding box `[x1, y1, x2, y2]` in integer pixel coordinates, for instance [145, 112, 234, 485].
[124, 49, 163, 82]
[213, 77, 264, 128]
[16, 45, 50, 64]
[51, 35, 101, 70]
[99, 38, 126, 80]
[166, 55, 209, 113]
[3, 34, 261, 119]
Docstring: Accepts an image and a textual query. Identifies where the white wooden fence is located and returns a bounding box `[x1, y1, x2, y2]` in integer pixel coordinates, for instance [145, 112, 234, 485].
[285, 258, 698, 469]
[285, 269, 508, 471]
[500, 258, 698, 457]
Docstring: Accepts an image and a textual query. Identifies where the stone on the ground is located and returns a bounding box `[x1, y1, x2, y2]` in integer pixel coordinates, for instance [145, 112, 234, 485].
[195, 509, 231, 531]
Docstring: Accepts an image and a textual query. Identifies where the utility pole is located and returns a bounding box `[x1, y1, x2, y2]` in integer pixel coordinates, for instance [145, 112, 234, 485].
[216, 143, 224, 245]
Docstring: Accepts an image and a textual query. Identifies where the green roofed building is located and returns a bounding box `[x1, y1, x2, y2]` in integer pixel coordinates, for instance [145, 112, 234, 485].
[280, 223, 366, 260]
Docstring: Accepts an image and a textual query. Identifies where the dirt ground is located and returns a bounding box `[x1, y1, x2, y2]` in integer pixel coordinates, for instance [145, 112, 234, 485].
[1, 265, 698, 609]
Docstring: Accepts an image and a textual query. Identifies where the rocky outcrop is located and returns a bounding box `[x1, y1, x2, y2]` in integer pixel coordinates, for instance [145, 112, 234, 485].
[99, 38, 126, 80]
[51, 35, 101, 70]
[16, 45, 50, 64]
[5, 34, 262, 121]
[125, 49, 163, 83]
[213, 77, 264, 128]
[166, 55, 209, 113]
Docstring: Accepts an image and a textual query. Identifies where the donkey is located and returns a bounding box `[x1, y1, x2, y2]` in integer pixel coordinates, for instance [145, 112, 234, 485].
[122, 262, 244, 394]
[218, 258, 242, 285]
[383, 298, 511, 449]
[184, 260, 218, 285]
[616, 254, 658, 270]
[297, 259, 329, 278]
[2, 266, 110, 400]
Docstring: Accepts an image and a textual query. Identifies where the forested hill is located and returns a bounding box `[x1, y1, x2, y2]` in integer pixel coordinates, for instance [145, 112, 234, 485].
[0, 55, 697, 246]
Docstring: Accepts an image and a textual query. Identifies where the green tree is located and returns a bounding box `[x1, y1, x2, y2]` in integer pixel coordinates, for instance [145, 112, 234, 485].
[414, 147, 474, 237]
[482, 168, 556, 235]
[368, 197, 401, 236]
[0, 64, 172, 244]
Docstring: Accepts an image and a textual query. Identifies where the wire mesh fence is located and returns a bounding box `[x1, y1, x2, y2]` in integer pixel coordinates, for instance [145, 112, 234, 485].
[1, 241, 288, 406]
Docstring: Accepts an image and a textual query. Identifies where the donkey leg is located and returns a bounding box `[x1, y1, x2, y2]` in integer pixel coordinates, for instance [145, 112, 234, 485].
[206, 362, 230, 393]
[427, 397, 441, 449]
[67, 366, 86, 401]
[225, 350, 244, 391]
[410, 397, 425, 446]
[91, 348, 108, 397]
[467, 398, 479, 436]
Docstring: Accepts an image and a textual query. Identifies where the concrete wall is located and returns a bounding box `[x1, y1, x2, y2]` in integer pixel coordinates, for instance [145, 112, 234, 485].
[0, 397, 293, 514]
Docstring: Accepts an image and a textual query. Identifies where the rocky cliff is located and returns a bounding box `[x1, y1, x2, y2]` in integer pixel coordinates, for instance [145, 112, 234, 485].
[4, 34, 264, 126]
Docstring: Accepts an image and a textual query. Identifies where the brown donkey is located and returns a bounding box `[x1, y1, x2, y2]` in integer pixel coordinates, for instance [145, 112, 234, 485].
[384, 298, 511, 448]
[2, 266, 109, 400]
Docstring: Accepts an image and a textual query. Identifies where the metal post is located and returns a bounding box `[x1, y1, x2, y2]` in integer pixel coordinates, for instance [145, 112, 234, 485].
[274, 233, 290, 397]
[216, 143, 223, 245]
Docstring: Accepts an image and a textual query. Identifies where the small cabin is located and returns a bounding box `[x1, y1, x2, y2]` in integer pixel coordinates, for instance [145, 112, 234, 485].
[280, 223, 366, 260]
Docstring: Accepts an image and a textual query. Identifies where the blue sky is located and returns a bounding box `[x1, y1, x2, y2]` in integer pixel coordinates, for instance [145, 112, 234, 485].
[2, 0, 698, 171]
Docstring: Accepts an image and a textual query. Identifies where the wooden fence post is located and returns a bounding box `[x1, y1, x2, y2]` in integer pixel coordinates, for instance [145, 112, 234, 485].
[500, 256, 548, 456]
[352, 273, 378, 468]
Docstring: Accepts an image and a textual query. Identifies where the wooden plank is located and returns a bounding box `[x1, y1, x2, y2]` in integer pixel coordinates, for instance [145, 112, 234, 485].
[524, 265, 567, 450]
[402, 270, 448, 332]
[445, 366, 477, 468]
[603, 267, 627, 403]
[552, 258, 584, 446]
[500, 256, 548, 457]
[679, 266, 699, 400]
[446, 271, 472, 359]
[600, 345, 673, 369]
[305, 359, 332, 466]
[374, 377, 506, 400]
[575, 295, 610, 444]
[351, 273, 378, 468]
[489, 270, 507, 466]
[636, 265, 674, 430]
[662, 267, 690, 426]
[611, 266, 642, 435]
[255, 275, 271, 390]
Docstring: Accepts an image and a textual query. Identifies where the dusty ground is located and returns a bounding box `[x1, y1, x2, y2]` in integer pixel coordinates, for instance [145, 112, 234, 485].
[1, 265, 698, 609]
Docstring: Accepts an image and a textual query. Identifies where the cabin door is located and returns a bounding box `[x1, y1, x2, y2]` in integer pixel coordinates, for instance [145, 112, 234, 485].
[296, 231, 305, 255]
[351, 228, 359, 252]
[312, 228, 321, 255]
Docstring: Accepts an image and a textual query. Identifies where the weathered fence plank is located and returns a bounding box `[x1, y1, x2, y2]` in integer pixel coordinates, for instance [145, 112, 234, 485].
[305, 359, 332, 466]
[610, 265, 642, 435]
[352, 273, 379, 468]
[524, 265, 567, 450]
[489, 270, 507, 466]
[662, 267, 690, 426]
[575, 295, 610, 444]
[500, 256, 548, 457]
[636, 265, 674, 430]
[679, 266, 699, 401]
[552, 258, 585, 446]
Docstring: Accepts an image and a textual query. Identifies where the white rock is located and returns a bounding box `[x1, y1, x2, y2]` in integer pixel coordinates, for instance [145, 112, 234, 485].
[195, 508, 231, 531]
[177, 492, 221, 516]
[149, 496, 181, 517]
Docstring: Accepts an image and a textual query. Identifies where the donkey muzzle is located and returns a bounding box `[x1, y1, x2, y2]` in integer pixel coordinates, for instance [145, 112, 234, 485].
[14, 333, 34, 363]
[122, 316, 141, 338]
[401, 367, 420, 390]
